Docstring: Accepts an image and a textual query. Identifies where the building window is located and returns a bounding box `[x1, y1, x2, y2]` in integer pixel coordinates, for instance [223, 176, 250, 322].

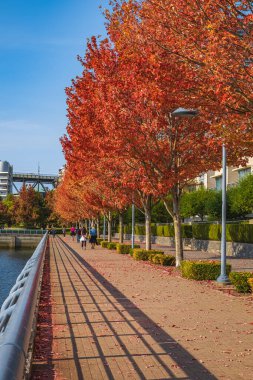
[238, 168, 251, 180]
[215, 176, 222, 190]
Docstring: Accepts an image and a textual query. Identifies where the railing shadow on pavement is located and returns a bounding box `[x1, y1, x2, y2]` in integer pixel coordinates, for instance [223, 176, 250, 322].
[57, 238, 218, 380]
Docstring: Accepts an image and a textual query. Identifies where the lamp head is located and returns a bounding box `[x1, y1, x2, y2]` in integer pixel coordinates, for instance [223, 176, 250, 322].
[171, 107, 198, 117]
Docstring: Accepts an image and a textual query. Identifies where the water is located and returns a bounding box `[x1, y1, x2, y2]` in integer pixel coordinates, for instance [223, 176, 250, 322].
[0, 247, 34, 307]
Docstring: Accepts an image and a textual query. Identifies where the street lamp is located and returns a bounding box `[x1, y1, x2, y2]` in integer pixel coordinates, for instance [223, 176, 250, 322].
[217, 143, 230, 284]
[172, 108, 229, 283]
[171, 107, 198, 118]
[103, 214, 106, 240]
[170, 107, 198, 267]
[132, 202, 135, 249]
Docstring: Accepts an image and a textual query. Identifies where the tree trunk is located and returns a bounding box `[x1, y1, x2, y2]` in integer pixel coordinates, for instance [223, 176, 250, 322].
[119, 213, 124, 244]
[96, 217, 100, 238]
[107, 212, 112, 242]
[144, 195, 152, 250]
[172, 188, 183, 267]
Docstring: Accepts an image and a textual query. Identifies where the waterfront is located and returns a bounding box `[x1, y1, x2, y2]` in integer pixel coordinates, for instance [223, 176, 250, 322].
[0, 247, 33, 307]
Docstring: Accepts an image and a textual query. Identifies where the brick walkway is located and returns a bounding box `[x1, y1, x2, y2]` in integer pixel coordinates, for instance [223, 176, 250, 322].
[31, 236, 253, 380]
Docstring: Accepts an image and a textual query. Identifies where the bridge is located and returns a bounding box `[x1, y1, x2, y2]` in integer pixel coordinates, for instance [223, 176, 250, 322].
[12, 172, 58, 193]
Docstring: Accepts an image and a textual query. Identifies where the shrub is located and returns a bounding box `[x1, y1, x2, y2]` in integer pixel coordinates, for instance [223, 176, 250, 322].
[116, 243, 140, 254]
[96, 238, 103, 245]
[163, 225, 174, 237]
[248, 278, 253, 292]
[151, 223, 157, 236]
[135, 225, 145, 235]
[156, 225, 164, 237]
[151, 254, 176, 266]
[226, 224, 253, 244]
[192, 224, 221, 241]
[101, 241, 110, 248]
[181, 260, 231, 280]
[133, 249, 164, 261]
[229, 272, 253, 293]
[108, 242, 117, 250]
[123, 224, 132, 234]
[181, 225, 193, 238]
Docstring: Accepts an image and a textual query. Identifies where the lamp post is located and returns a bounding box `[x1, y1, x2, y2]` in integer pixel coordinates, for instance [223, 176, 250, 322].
[131, 202, 135, 249]
[103, 215, 106, 240]
[170, 107, 198, 267]
[217, 143, 230, 284]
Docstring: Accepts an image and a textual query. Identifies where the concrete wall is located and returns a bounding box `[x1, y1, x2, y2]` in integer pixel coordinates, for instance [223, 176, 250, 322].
[0, 235, 41, 248]
[114, 233, 253, 258]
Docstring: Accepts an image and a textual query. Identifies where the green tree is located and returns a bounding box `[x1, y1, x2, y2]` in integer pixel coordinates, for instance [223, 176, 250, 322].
[206, 190, 222, 221]
[228, 174, 253, 218]
[181, 188, 215, 221]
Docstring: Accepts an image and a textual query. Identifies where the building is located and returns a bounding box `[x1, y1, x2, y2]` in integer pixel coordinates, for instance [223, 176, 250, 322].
[192, 158, 253, 191]
[0, 160, 13, 198]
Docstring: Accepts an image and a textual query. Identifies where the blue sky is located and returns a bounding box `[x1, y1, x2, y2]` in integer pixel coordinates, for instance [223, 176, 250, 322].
[0, 1, 107, 174]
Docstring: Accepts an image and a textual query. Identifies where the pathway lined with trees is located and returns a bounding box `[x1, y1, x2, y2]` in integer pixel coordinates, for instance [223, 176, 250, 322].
[31, 236, 253, 380]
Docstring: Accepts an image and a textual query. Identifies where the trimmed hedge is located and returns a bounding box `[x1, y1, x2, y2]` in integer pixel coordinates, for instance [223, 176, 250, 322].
[226, 224, 253, 244]
[108, 242, 117, 250]
[101, 241, 110, 248]
[133, 249, 164, 261]
[118, 222, 253, 244]
[181, 260, 231, 280]
[248, 278, 253, 292]
[150, 254, 176, 266]
[116, 243, 140, 254]
[229, 272, 253, 293]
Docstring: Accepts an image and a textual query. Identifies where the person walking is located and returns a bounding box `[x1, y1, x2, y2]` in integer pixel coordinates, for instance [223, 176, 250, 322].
[80, 232, 87, 250]
[62, 227, 66, 237]
[76, 227, 81, 243]
[70, 226, 75, 241]
[89, 226, 97, 249]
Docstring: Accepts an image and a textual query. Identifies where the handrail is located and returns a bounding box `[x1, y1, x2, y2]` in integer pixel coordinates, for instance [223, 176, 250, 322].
[0, 233, 48, 380]
[0, 229, 47, 235]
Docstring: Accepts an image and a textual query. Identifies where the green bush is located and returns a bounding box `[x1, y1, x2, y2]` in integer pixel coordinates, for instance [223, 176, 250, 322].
[101, 241, 110, 248]
[133, 249, 164, 261]
[226, 224, 253, 244]
[156, 225, 164, 236]
[229, 272, 253, 293]
[163, 225, 174, 237]
[248, 278, 253, 292]
[116, 243, 140, 254]
[181, 260, 231, 280]
[151, 223, 157, 235]
[123, 224, 132, 234]
[108, 242, 117, 250]
[192, 224, 221, 241]
[135, 225, 146, 235]
[181, 225, 193, 238]
[96, 238, 103, 245]
[151, 254, 176, 266]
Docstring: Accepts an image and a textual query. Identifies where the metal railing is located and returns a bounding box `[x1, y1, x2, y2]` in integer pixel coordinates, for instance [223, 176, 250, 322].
[0, 232, 48, 380]
[0, 229, 47, 235]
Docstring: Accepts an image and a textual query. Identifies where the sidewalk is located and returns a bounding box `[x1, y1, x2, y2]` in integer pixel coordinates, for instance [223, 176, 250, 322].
[31, 236, 253, 380]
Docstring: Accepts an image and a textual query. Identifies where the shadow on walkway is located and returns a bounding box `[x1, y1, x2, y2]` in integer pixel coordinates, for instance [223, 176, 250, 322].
[58, 238, 218, 380]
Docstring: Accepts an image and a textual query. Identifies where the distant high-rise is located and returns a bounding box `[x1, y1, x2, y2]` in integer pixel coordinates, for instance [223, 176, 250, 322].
[0, 161, 13, 198]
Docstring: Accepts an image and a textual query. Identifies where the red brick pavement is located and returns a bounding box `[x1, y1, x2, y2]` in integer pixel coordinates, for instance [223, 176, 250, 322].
[31, 236, 253, 380]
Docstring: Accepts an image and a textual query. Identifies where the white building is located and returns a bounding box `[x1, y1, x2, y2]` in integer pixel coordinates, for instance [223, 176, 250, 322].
[0, 161, 13, 198]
